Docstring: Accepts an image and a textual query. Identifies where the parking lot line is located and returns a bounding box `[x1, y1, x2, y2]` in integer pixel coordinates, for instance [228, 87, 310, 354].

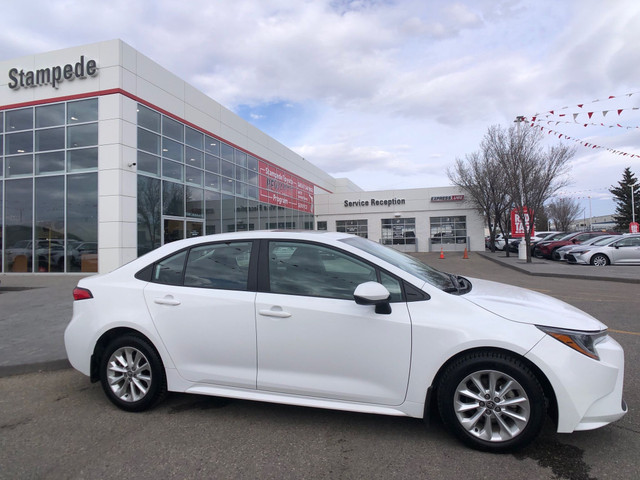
[609, 329, 640, 336]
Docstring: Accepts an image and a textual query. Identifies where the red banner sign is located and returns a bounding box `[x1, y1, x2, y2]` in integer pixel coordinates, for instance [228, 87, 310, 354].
[511, 207, 534, 238]
[258, 160, 314, 213]
[630, 222, 639, 233]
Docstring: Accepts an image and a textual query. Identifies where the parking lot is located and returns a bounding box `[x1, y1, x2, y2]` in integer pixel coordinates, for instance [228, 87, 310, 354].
[1, 252, 638, 479]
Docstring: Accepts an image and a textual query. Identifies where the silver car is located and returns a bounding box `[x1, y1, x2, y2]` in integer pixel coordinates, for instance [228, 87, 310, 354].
[553, 235, 620, 261]
[566, 234, 640, 266]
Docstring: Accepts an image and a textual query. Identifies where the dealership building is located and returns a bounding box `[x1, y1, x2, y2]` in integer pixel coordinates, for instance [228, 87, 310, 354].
[0, 40, 483, 274]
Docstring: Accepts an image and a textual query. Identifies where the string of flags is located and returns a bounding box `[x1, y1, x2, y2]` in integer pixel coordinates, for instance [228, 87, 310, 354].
[523, 91, 640, 158]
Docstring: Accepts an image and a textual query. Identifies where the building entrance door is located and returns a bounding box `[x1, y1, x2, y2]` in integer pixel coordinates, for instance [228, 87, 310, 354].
[163, 218, 204, 245]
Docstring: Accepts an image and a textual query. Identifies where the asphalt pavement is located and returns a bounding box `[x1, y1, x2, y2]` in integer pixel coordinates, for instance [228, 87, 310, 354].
[1, 251, 638, 377]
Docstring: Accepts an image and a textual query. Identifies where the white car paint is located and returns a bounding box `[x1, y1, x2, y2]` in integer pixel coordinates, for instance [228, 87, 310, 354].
[64, 230, 627, 450]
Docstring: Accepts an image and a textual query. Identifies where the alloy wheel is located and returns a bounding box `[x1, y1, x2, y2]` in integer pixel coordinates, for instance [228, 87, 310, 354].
[106, 346, 153, 402]
[453, 369, 531, 442]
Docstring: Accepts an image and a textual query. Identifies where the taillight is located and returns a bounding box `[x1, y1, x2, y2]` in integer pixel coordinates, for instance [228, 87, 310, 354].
[73, 287, 93, 300]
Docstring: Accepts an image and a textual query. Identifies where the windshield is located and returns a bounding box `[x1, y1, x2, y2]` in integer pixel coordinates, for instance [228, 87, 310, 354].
[340, 236, 469, 293]
[544, 232, 566, 241]
[590, 236, 616, 246]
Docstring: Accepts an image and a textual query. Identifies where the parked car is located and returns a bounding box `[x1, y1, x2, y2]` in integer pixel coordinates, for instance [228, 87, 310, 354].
[65, 231, 626, 452]
[486, 233, 508, 250]
[553, 235, 620, 261]
[534, 231, 618, 259]
[566, 234, 640, 265]
[507, 231, 565, 254]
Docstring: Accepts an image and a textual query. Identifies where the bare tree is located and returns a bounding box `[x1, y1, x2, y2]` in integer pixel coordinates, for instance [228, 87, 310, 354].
[448, 151, 512, 252]
[547, 197, 581, 232]
[482, 124, 575, 262]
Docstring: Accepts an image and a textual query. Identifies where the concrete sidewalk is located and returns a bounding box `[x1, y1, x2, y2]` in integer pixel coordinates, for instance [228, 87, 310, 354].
[1, 252, 638, 377]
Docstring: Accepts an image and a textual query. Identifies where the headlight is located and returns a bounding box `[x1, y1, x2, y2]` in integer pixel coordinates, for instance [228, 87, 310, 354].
[537, 325, 608, 360]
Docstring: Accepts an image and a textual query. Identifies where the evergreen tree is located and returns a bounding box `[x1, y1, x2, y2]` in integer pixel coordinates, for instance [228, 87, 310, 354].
[609, 167, 639, 231]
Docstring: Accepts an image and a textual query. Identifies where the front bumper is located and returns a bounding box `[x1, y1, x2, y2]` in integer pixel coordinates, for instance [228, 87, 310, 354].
[566, 253, 589, 264]
[526, 334, 627, 432]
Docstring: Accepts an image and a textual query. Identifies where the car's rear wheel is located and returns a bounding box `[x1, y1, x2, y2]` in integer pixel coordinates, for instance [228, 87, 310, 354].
[100, 334, 167, 412]
[590, 254, 609, 267]
[437, 351, 546, 452]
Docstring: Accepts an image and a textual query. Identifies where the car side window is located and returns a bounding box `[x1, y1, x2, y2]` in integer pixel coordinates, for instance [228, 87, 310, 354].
[380, 271, 403, 303]
[152, 241, 252, 290]
[268, 241, 377, 300]
[616, 237, 640, 247]
[183, 242, 252, 290]
[153, 251, 187, 285]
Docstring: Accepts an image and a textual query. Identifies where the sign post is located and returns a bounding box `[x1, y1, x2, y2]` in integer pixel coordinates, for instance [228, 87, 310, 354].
[511, 207, 534, 260]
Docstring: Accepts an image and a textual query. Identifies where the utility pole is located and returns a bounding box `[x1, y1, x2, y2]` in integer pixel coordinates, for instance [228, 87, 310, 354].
[632, 184, 636, 224]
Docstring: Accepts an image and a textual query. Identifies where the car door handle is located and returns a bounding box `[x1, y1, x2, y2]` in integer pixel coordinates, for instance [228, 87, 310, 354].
[259, 308, 292, 318]
[154, 295, 181, 306]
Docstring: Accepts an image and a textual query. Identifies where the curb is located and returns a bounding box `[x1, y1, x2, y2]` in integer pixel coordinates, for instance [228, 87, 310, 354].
[0, 359, 72, 378]
[478, 253, 640, 284]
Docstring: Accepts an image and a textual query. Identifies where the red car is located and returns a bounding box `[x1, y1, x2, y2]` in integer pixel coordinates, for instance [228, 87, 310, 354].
[533, 231, 619, 259]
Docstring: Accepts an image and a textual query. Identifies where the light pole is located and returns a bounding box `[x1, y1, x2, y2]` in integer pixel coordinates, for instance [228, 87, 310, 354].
[632, 184, 636, 224]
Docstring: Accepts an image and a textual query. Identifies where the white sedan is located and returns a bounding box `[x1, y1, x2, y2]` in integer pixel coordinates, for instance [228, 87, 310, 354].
[64, 231, 627, 452]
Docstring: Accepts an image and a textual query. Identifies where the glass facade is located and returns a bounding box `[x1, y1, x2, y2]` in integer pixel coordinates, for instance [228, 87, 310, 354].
[136, 104, 314, 256]
[381, 218, 416, 245]
[430, 216, 467, 246]
[336, 219, 368, 238]
[1, 100, 98, 272]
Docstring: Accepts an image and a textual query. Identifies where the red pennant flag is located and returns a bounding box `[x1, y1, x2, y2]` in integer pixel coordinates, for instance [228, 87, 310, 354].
[577, 104, 583, 108]
[609, 95, 615, 99]
[549, 110, 554, 115]
[588, 112, 594, 119]
[618, 109, 623, 115]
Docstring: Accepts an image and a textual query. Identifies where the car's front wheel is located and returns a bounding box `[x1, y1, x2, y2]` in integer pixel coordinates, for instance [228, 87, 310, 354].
[590, 254, 609, 266]
[99, 334, 167, 412]
[437, 351, 546, 452]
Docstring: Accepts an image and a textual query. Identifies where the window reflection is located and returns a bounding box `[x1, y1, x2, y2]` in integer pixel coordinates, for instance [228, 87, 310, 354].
[68, 99, 98, 124]
[35, 127, 65, 152]
[36, 104, 65, 128]
[5, 108, 33, 131]
[36, 151, 65, 175]
[4, 178, 33, 272]
[5, 131, 33, 155]
[67, 124, 98, 148]
[163, 181, 184, 216]
[35, 176, 65, 272]
[138, 105, 160, 132]
[68, 147, 98, 171]
[138, 176, 161, 256]
[6, 155, 33, 177]
[67, 173, 98, 272]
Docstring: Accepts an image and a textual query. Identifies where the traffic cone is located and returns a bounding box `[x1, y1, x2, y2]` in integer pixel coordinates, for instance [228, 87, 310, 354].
[439, 248, 445, 259]
[463, 248, 468, 259]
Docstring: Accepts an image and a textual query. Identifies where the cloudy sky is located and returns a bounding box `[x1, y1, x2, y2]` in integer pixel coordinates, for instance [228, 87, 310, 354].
[3, 0, 639, 217]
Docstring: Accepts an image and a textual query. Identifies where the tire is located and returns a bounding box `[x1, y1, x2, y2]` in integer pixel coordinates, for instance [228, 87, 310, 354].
[99, 334, 167, 412]
[590, 254, 609, 267]
[437, 351, 546, 452]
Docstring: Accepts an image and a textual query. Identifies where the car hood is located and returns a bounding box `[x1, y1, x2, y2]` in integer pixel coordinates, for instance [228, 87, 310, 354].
[461, 277, 606, 331]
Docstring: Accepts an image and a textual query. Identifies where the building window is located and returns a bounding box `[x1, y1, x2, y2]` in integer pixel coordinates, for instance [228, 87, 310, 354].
[381, 218, 415, 245]
[136, 104, 315, 256]
[430, 216, 467, 245]
[1, 99, 99, 273]
[317, 221, 327, 231]
[336, 219, 368, 238]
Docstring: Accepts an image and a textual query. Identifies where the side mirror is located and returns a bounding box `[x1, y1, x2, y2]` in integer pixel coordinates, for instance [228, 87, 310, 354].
[354, 282, 392, 315]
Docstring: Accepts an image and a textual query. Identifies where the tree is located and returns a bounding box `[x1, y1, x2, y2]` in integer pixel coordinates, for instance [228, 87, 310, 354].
[609, 167, 639, 232]
[482, 124, 575, 262]
[448, 151, 512, 252]
[547, 197, 582, 232]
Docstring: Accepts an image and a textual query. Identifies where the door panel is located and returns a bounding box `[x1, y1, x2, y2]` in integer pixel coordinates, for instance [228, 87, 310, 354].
[145, 285, 257, 387]
[255, 293, 411, 405]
